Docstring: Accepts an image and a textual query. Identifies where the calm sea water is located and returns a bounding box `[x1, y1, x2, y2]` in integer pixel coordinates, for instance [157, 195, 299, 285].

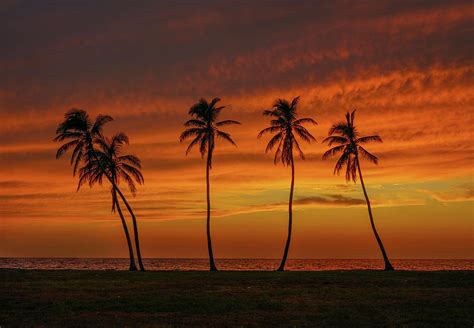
[0, 258, 472, 271]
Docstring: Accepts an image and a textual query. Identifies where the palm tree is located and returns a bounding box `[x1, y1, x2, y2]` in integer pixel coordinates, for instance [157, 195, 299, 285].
[78, 133, 144, 271]
[258, 96, 317, 271]
[322, 109, 394, 271]
[54, 109, 146, 271]
[180, 98, 241, 271]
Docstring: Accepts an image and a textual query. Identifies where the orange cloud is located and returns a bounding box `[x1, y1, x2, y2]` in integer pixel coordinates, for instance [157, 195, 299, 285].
[0, 0, 472, 258]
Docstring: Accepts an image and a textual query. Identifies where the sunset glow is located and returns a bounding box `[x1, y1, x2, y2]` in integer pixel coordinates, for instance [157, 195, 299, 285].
[1, 0, 473, 259]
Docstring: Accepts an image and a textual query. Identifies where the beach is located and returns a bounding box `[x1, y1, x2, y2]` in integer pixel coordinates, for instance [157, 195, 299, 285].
[1, 269, 472, 326]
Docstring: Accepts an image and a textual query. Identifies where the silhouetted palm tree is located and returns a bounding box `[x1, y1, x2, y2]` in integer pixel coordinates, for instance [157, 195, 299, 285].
[322, 109, 394, 271]
[180, 98, 241, 271]
[78, 133, 144, 271]
[258, 96, 317, 271]
[54, 109, 146, 271]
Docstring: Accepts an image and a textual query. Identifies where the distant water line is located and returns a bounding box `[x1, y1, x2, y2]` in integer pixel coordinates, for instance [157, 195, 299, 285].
[0, 258, 473, 271]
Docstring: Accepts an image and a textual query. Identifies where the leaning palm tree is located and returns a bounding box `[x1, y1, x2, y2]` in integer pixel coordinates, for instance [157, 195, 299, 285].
[258, 96, 317, 271]
[180, 98, 241, 271]
[322, 109, 394, 271]
[78, 133, 144, 271]
[54, 109, 146, 271]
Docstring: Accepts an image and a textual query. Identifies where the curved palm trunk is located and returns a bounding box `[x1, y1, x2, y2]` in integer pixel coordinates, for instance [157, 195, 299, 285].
[113, 191, 137, 271]
[277, 156, 295, 271]
[356, 156, 394, 271]
[116, 190, 145, 271]
[206, 151, 218, 271]
[88, 142, 145, 271]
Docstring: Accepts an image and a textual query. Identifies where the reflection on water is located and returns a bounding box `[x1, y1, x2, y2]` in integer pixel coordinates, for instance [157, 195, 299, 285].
[0, 258, 472, 271]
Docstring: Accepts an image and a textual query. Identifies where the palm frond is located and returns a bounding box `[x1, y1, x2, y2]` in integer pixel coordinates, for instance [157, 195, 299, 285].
[111, 132, 129, 146]
[199, 134, 208, 158]
[120, 164, 145, 185]
[322, 145, 346, 160]
[290, 96, 300, 109]
[56, 139, 79, 159]
[292, 137, 305, 160]
[111, 188, 117, 212]
[121, 172, 137, 196]
[184, 119, 206, 127]
[70, 142, 84, 165]
[72, 151, 85, 177]
[53, 131, 83, 142]
[186, 135, 203, 155]
[322, 135, 348, 146]
[91, 114, 113, 135]
[350, 109, 356, 126]
[333, 150, 349, 176]
[216, 120, 241, 127]
[119, 154, 141, 168]
[263, 109, 283, 118]
[280, 135, 293, 166]
[273, 98, 291, 110]
[293, 117, 317, 126]
[180, 128, 204, 142]
[209, 97, 221, 109]
[188, 99, 208, 116]
[293, 125, 316, 143]
[265, 131, 283, 153]
[77, 165, 92, 191]
[357, 135, 382, 144]
[271, 118, 286, 127]
[328, 122, 349, 136]
[216, 130, 237, 147]
[273, 138, 284, 165]
[358, 146, 379, 164]
[346, 154, 357, 182]
[257, 126, 281, 138]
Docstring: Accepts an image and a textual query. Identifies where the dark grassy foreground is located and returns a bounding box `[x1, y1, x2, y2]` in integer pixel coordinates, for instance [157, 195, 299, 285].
[1, 270, 473, 327]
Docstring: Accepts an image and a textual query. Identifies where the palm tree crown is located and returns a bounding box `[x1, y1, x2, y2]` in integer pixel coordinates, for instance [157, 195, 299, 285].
[322, 109, 382, 180]
[77, 133, 144, 210]
[54, 109, 113, 175]
[179, 98, 241, 165]
[258, 96, 317, 163]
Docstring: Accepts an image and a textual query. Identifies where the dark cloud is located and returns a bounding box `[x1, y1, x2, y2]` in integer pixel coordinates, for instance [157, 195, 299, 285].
[0, 180, 30, 189]
[1, 0, 472, 118]
[294, 194, 365, 206]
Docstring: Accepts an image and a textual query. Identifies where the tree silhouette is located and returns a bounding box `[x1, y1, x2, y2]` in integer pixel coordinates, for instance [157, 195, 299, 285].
[258, 96, 317, 271]
[180, 98, 241, 271]
[322, 109, 394, 271]
[78, 133, 144, 271]
[54, 109, 146, 271]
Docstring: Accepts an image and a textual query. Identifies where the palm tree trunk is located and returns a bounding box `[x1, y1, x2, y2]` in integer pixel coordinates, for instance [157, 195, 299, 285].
[88, 143, 145, 271]
[114, 191, 137, 271]
[206, 151, 218, 271]
[356, 156, 394, 271]
[277, 156, 295, 271]
[119, 192, 145, 271]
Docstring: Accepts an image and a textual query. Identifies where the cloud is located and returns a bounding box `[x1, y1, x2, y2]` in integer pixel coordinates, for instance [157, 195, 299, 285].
[420, 183, 474, 203]
[0, 180, 30, 189]
[294, 194, 365, 206]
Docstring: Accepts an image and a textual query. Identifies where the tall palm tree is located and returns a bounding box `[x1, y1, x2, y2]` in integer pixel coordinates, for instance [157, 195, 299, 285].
[180, 98, 241, 271]
[322, 109, 394, 271]
[258, 96, 317, 271]
[78, 133, 144, 271]
[54, 109, 146, 271]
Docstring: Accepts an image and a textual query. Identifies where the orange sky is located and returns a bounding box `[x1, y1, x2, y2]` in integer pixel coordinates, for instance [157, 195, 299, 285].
[0, 0, 473, 259]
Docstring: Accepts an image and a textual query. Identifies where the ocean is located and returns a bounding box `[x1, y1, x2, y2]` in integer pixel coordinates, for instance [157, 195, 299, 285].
[1, 258, 472, 271]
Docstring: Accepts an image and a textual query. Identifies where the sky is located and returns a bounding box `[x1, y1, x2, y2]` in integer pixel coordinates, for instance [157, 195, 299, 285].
[0, 0, 473, 259]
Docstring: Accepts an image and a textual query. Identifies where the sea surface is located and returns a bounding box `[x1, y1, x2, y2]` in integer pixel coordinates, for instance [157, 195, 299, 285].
[0, 258, 472, 271]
